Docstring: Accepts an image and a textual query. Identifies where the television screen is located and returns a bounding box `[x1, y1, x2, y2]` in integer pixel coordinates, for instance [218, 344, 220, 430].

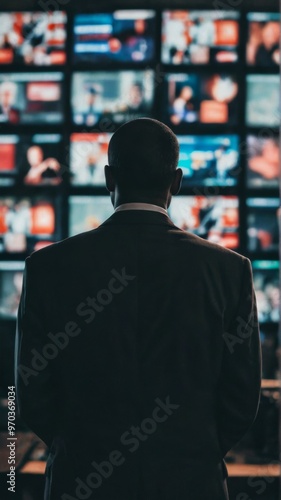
[178, 135, 239, 187]
[260, 326, 278, 379]
[164, 73, 238, 126]
[246, 74, 280, 127]
[0, 11, 67, 66]
[0, 134, 63, 186]
[70, 133, 111, 186]
[0, 261, 24, 319]
[168, 195, 239, 249]
[0, 196, 57, 253]
[72, 70, 154, 127]
[162, 10, 239, 65]
[0, 72, 63, 124]
[73, 10, 156, 64]
[247, 198, 279, 252]
[246, 135, 279, 189]
[247, 12, 280, 66]
[252, 260, 279, 323]
[69, 196, 113, 236]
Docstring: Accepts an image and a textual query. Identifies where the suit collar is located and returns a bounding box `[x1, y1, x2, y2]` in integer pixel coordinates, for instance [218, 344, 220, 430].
[114, 202, 168, 216]
[99, 208, 177, 228]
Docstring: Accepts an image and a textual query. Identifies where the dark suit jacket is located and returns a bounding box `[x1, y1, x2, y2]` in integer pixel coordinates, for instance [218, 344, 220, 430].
[15, 209, 262, 500]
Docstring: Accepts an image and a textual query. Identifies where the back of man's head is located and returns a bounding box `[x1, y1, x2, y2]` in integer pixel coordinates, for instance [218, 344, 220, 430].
[108, 118, 179, 193]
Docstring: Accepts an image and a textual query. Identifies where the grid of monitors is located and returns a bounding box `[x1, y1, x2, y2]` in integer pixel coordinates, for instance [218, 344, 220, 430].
[0, 8, 279, 380]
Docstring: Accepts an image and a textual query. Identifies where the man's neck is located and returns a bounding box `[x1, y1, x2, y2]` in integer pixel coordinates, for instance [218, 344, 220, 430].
[114, 195, 168, 211]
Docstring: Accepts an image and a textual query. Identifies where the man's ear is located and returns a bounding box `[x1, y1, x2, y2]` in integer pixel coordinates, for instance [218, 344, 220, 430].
[104, 165, 115, 192]
[170, 168, 183, 196]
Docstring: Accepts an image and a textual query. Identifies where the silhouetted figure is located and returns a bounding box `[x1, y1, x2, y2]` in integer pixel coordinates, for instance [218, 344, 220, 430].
[15, 118, 261, 500]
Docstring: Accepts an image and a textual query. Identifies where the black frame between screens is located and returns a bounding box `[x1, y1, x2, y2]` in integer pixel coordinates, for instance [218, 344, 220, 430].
[0, 4, 279, 338]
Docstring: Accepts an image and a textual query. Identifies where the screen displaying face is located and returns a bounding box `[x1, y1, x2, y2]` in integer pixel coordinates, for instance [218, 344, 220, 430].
[246, 135, 279, 189]
[252, 260, 280, 323]
[162, 10, 239, 65]
[73, 10, 156, 64]
[0, 72, 63, 124]
[0, 197, 57, 253]
[247, 198, 279, 253]
[72, 70, 154, 127]
[168, 195, 239, 249]
[178, 135, 239, 187]
[0, 11, 67, 65]
[164, 73, 238, 126]
[247, 12, 280, 66]
[0, 134, 63, 186]
[246, 74, 280, 127]
[70, 133, 111, 186]
[0, 261, 24, 319]
[69, 196, 113, 236]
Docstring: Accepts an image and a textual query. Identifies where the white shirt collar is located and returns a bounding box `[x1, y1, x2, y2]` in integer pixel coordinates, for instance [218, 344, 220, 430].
[114, 202, 168, 216]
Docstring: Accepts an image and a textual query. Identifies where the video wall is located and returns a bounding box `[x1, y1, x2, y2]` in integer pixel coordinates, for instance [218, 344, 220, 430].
[0, 9, 280, 387]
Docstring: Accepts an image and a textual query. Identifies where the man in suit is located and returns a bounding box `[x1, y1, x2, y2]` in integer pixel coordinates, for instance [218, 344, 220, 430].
[15, 118, 261, 500]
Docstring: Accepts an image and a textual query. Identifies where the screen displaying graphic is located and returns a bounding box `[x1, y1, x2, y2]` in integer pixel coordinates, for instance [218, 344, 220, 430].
[246, 135, 279, 189]
[0, 11, 67, 65]
[73, 10, 156, 64]
[169, 195, 239, 249]
[162, 10, 239, 64]
[0, 134, 63, 186]
[246, 74, 280, 127]
[252, 260, 279, 323]
[247, 12, 280, 66]
[70, 133, 111, 186]
[69, 196, 113, 236]
[0, 72, 63, 124]
[178, 135, 239, 187]
[72, 70, 154, 126]
[247, 198, 279, 253]
[0, 197, 57, 253]
[0, 261, 24, 319]
[164, 73, 238, 126]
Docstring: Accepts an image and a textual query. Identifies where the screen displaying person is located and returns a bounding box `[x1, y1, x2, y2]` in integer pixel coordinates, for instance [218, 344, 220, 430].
[23, 146, 61, 185]
[0, 81, 20, 124]
[80, 85, 102, 126]
[5, 199, 31, 234]
[248, 138, 279, 183]
[254, 22, 280, 66]
[247, 20, 280, 66]
[124, 83, 147, 113]
[0, 271, 23, 318]
[171, 85, 197, 124]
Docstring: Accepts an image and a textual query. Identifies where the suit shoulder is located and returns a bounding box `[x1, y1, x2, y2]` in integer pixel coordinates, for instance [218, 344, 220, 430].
[173, 228, 248, 268]
[27, 229, 101, 268]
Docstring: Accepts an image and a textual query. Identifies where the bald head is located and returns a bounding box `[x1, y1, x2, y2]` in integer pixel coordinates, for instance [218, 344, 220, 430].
[107, 118, 180, 193]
